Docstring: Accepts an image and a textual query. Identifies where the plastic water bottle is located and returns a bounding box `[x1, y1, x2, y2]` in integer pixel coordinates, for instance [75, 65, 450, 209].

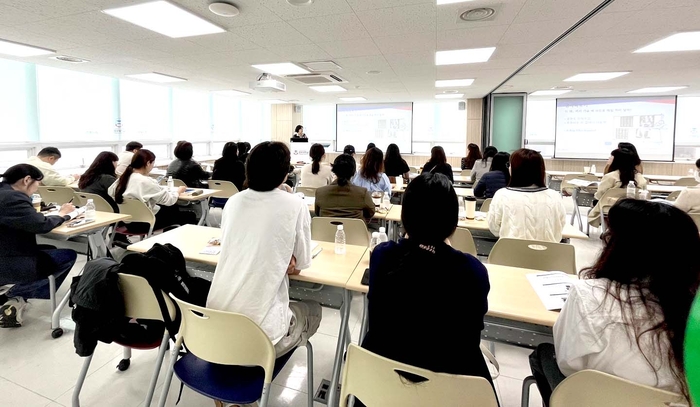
[627, 181, 636, 199]
[167, 176, 174, 190]
[378, 227, 389, 243]
[370, 232, 380, 253]
[334, 225, 346, 255]
[85, 199, 96, 221]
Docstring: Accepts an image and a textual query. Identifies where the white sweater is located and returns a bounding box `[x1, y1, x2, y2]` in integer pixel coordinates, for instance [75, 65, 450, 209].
[108, 172, 178, 214]
[300, 163, 334, 188]
[487, 187, 567, 243]
[26, 156, 75, 187]
[674, 187, 700, 213]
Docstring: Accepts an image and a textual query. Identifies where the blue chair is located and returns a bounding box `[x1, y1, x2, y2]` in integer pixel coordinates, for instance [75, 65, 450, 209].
[157, 295, 314, 407]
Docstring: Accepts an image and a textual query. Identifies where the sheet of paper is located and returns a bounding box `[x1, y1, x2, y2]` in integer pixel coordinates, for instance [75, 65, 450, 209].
[526, 272, 574, 311]
[568, 179, 599, 187]
[199, 246, 221, 255]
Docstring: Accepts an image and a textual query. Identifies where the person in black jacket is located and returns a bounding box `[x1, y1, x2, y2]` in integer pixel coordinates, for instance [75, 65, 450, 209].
[78, 151, 119, 212]
[166, 141, 211, 188]
[0, 164, 81, 328]
[474, 151, 511, 199]
[212, 142, 245, 191]
[421, 146, 454, 182]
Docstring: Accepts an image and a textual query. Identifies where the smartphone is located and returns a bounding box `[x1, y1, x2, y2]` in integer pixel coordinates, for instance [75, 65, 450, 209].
[156, 175, 165, 184]
[361, 268, 370, 286]
[68, 218, 95, 228]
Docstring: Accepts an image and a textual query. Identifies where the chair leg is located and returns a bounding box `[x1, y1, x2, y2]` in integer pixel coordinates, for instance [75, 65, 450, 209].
[143, 332, 169, 407]
[358, 294, 369, 345]
[157, 341, 181, 407]
[48, 275, 57, 315]
[259, 383, 272, 407]
[521, 375, 537, 407]
[72, 353, 94, 407]
[306, 341, 314, 407]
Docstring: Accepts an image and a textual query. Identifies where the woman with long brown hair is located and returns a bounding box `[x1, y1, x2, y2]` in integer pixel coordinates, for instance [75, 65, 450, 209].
[461, 143, 482, 170]
[352, 147, 392, 196]
[421, 146, 454, 183]
[300, 143, 333, 187]
[79, 151, 119, 212]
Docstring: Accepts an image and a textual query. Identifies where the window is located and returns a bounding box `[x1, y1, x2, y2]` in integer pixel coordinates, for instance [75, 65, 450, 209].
[674, 97, 700, 162]
[212, 141, 229, 156]
[0, 59, 31, 142]
[120, 80, 171, 140]
[191, 142, 209, 157]
[52, 146, 113, 170]
[0, 148, 32, 173]
[524, 100, 556, 158]
[240, 101, 271, 145]
[303, 104, 336, 148]
[37, 66, 115, 141]
[143, 143, 171, 161]
[173, 89, 210, 141]
[413, 102, 466, 156]
[212, 94, 240, 140]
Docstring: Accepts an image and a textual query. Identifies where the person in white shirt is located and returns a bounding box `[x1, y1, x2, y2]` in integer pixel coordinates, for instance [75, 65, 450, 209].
[108, 149, 195, 233]
[207, 141, 321, 357]
[115, 141, 142, 176]
[25, 147, 80, 187]
[300, 143, 334, 188]
[674, 158, 700, 213]
[529, 200, 698, 406]
[470, 146, 497, 184]
[487, 149, 566, 243]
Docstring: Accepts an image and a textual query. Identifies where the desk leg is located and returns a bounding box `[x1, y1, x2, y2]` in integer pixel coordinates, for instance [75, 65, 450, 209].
[571, 188, 583, 232]
[198, 200, 209, 226]
[358, 294, 369, 345]
[327, 289, 352, 407]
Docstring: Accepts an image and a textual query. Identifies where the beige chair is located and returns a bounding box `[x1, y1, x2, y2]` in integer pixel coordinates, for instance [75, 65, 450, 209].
[589, 188, 628, 231]
[73, 192, 115, 213]
[109, 198, 157, 246]
[449, 227, 477, 256]
[72, 274, 176, 407]
[312, 217, 370, 247]
[489, 238, 577, 275]
[674, 177, 698, 186]
[340, 344, 498, 407]
[560, 173, 598, 197]
[207, 180, 239, 199]
[549, 370, 685, 407]
[688, 212, 700, 230]
[666, 190, 681, 202]
[157, 296, 314, 407]
[480, 198, 493, 213]
[38, 186, 76, 204]
[296, 186, 317, 198]
[159, 178, 186, 187]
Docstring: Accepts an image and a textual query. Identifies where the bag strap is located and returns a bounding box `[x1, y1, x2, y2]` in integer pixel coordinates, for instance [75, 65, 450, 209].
[480, 343, 500, 379]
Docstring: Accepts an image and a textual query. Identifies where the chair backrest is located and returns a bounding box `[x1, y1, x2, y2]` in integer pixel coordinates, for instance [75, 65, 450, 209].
[561, 173, 599, 196]
[170, 295, 276, 384]
[118, 274, 176, 321]
[296, 186, 317, 198]
[311, 217, 370, 247]
[666, 190, 681, 202]
[449, 227, 477, 256]
[674, 177, 699, 186]
[117, 197, 156, 235]
[73, 192, 115, 213]
[38, 186, 76, 204]
[208, 180, 239, 199]
[340, 344, 498, 407]
[480, 198, 492, 213]
[159, 178, 186, 187]
[687, 212, 700, 230]
[549, 370, 685, 407]
[599, 188, 629, 215]
[409, 166, 420, 175]
[489, 238, 577, 274]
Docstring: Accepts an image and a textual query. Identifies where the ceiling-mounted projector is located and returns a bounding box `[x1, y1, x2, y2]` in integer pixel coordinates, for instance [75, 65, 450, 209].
[250, 73, 286, 93]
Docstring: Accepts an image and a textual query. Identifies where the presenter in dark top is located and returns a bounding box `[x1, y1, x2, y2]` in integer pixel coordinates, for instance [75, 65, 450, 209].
[292, 125, 307, 140]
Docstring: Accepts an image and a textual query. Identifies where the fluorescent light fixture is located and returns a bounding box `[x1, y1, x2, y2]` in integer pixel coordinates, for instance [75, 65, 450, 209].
[102, 1, 224, 38]
[435, 93, 464, 99]
[251, 62, 309, 75]
[126, 72, 186, 83]
[627, 86, 688, 94]
[435, 79, 474, 87]
[435, 47, 495, 65]
[437, 0, 472, 4]
[214, 90, 250, 97]
[635, 32, 700, 53]
[339, 97, 367, 102]
[530, 90, 572, 96]
[309, 85, 347, 93]
[564, 72, 630, 82]
[0, 39, 54, 57]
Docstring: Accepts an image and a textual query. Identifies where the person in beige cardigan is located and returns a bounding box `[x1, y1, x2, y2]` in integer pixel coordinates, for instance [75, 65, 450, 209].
[674, 159, 700, 213]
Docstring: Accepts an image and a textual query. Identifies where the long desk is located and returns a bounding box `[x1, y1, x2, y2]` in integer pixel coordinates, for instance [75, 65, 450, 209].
[175, 188, 220, 226]
[126, 224, 366, 407]
[546, 170, 684, 184]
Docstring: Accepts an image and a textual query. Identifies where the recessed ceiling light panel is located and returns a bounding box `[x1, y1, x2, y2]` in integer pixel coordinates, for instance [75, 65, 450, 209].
[208, 2, 239, 17]
[634, 32, 700, 53]
[435, 79, 474, 87]
[251, 62, 310, 76]
[530, 90, 572, 96]
[126, 72, 187, 83]
[564, 72, 630, 82]
[0, 39, 54, 57]
[103, 1, 225, 38]
[435, 47, 495, 65]
[435, 93, 464, 99]
[627, 86, 688, 94]
[309, 85, 347, 93]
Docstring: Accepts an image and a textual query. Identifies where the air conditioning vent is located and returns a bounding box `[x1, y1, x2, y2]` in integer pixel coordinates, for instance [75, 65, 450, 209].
[286, 73, 348, 85]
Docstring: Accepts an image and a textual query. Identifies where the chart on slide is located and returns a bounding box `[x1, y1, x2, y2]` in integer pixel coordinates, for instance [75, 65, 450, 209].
[555, 96, 677, 161]
[336, 103, 413, 153]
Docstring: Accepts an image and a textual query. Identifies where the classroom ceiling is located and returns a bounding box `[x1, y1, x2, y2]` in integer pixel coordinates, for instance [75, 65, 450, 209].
[0, 0, 697, 103]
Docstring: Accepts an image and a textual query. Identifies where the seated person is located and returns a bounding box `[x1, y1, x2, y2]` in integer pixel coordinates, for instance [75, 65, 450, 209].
[315, 154, 375, 223]
[109, 149, 195, 233]
[474, 152, 510, 199]
[0, 164, 81, 328]
[207, 142, 321, 357]
[488, 149, 566, 242]
[25, 147, 80, 187]
[362, 172, 493, 391]
[421, 146, 453, 183]
[116, 141, 142, 176]
[383, 143, 410, 180]
[78, 151, 119, 212]
[461, 143, 482, 170]
[352, 147, 392, 196]
[166, 141, 211, 188]
[674, 158, 700, 213]
[530, 200, 697, 406]
[212, 142, 245, 191]
[604, 142, 643, 174]
[238, 142, 251, 164]
[470, 146, 497, 184]
[589, 149, 647, 227]
[300, 143, 334, 188]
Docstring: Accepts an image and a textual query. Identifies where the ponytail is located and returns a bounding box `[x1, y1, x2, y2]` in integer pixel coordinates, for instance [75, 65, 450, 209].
[309, 143, 325, 175]
[312, 160, 320, 175]
[115, 149, 156, 204]
[114, 166, 133, 204]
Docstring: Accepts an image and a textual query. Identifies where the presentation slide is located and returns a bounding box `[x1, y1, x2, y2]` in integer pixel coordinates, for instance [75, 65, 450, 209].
[555, 96, 676, 161]
[336, 103, 413, 153]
